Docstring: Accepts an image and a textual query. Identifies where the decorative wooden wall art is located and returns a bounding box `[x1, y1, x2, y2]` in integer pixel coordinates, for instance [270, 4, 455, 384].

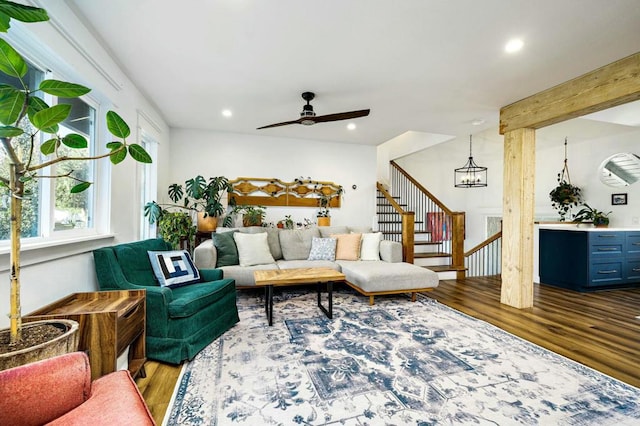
[228, 177, 343, 208]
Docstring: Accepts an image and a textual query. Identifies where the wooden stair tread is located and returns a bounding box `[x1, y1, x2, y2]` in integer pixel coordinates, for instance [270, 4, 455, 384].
[424, 265, 467, 272]
[414, 252, 451, 258]
[414, 241, 441, 246]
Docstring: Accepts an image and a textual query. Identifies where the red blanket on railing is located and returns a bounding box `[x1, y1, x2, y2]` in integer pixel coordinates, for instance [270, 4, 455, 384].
[427, 212, 451, 242]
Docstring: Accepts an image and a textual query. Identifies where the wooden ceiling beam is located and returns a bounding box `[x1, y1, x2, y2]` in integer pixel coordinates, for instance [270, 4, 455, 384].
[500, 52, 640, 134]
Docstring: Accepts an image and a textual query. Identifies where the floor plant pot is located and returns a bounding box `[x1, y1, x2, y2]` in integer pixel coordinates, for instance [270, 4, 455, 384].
[0, 319, 79, 371]
[197, 212, 218, 232]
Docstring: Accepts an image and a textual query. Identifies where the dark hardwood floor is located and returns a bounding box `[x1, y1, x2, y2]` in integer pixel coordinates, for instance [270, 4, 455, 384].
[136, 277, 640, 424]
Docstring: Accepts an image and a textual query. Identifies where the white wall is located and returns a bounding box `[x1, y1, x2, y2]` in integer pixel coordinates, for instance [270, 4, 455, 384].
[0, 4, 169, 328]
[168, 129, 377, 228]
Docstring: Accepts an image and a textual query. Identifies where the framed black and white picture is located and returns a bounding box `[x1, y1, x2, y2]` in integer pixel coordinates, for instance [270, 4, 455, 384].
[611, 193, 628, 205]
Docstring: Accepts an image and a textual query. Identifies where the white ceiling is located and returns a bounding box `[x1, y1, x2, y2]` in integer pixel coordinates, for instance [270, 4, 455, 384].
[67, 0, 640, 146]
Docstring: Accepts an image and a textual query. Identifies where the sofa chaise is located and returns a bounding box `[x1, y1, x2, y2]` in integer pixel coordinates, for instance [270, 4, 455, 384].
[194, 226, 439, 304]
[93, 238, 239, 364]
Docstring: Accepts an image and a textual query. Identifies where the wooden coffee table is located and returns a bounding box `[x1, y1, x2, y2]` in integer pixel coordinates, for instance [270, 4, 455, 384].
[253, 267, 345, 326]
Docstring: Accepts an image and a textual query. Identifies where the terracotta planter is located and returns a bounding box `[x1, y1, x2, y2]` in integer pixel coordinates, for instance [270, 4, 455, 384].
[0, 319, 79, 371]
[197, 212, 218, 232]
[317, 217, 331, 227]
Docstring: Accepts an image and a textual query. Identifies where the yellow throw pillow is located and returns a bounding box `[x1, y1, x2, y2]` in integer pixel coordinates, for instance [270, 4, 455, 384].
[331, 233, 362, 260]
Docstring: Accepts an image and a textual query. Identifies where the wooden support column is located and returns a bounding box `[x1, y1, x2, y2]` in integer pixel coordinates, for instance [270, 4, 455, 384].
[501, 128, 536, 308]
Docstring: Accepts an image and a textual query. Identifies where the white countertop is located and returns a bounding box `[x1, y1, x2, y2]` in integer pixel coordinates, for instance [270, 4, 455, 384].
[537, 223, 640, 232]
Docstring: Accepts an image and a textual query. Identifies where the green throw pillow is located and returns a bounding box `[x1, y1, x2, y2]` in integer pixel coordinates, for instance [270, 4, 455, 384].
[212, 231, 239, 267]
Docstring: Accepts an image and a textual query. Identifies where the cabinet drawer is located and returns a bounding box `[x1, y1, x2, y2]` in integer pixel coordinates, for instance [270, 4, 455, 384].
[625, 259, 640, 282]
[117, 301, 145, 353]
[626, 233, 640, 257]
[589, 232, 624, 258]
[589, 261, 624, 286]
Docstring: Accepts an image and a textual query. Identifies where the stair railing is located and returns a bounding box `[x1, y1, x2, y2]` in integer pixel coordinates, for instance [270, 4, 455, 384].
[387, 161, 466, 278]
[464, 231, 502, 277]
[376, 183, 415, 262]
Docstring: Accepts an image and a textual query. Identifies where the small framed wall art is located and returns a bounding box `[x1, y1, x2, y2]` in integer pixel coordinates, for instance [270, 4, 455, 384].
[611, 193, 628, 205]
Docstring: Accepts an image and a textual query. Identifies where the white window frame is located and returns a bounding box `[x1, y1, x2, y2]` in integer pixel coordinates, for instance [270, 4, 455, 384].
[0, 22, 116, 268]
[139, 129, 158, 240]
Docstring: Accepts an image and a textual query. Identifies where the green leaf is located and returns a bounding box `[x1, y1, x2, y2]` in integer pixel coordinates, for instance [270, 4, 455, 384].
[106, 110, 130, 138]
[106, 141, 123, 150]
[18, 175, 31, 183]
[0, 86, 24, 125]
[143, 202, 163, 224]
[27, 96, 48, 121]
[62, 133, 87, 149]
[32, 104, 71, 130]
[128, 143, 152, 163]
[40, 138, 58, 155]
[39, 80, 90, 98]
[0, 125, 22, 137]
[0, 37, 26, 78]
[186, 175, 207, 199]
[0, 12, 10, 33]
[70, 181, 91, 193]
[0, 2, 48, 23]
[168, 184, 183, 203]
[110, 147, 126, 164]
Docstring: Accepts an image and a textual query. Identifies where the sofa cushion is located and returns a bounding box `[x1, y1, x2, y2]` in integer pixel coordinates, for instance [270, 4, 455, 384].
[277, 260, 342, 271]
[308, 237, 337, 261]
[239, 226, 283, 260]
[319, 226, 349, 237]
[148, 250, 201, 288]
[279, 228, 320, 260]
[337, 260, 439, 292]
[220, 263, 279, 286]
[332, 233, 362, 261]
[168, 279, 236, 318]
[360, 232, 383, 261]
[212, 231, 239, 267]
[234, 232, 275, 267]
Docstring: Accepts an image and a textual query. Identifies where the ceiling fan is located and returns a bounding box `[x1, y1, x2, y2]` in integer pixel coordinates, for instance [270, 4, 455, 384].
[257, 92, 370, 129]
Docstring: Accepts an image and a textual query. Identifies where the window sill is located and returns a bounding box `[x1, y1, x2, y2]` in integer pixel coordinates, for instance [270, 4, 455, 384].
[0, 234, 115, 272]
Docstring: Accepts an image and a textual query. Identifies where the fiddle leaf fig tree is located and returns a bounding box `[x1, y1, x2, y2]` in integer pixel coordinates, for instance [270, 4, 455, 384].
[0, 2, 152, 345]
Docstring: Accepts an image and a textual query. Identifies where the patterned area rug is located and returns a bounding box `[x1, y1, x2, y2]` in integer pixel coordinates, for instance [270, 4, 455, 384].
[164, 290, 640, 425]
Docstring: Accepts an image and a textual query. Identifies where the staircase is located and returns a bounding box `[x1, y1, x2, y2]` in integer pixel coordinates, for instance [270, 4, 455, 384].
[377, 161, 466, 280]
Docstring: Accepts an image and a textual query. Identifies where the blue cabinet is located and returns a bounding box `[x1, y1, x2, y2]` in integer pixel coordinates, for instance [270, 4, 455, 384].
[539, 229, 640, 291]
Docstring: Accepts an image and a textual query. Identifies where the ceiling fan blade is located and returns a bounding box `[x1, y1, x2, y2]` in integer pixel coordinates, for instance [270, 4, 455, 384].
[312, 109, 370, 123]
[256, 119, 302, 129]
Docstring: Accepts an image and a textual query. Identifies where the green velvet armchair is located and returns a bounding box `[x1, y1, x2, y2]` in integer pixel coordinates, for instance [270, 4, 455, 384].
[93, 238, 239, 364]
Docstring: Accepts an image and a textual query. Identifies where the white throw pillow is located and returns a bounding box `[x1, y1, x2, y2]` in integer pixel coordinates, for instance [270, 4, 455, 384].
[233, 232, 276, 267]
[360, 232, 383, 261]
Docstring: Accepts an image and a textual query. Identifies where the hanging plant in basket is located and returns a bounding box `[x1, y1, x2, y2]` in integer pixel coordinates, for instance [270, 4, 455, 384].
[549, 137, 582, 221]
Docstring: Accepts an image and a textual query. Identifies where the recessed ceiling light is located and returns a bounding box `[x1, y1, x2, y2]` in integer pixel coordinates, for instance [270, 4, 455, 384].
[347, 123, 356, 130]
[222, 109, 232, 118]
[505, 38, 524, 53]
[471, 118, 485, 126]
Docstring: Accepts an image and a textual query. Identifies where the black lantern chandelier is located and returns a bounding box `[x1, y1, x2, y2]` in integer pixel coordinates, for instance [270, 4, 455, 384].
[454, 134, 487, 188]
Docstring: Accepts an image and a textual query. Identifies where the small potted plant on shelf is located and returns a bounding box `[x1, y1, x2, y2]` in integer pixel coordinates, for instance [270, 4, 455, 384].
[572, 203, 612, 228]
[223, 205, 266, 227]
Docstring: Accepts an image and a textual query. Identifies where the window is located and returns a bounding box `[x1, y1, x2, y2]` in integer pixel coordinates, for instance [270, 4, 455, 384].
[0, 60, 104, 243]
[139, 130, 158, 240]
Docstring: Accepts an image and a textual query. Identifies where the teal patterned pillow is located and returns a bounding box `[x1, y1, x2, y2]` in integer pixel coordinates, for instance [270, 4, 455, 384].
[307, 237, 337, 261]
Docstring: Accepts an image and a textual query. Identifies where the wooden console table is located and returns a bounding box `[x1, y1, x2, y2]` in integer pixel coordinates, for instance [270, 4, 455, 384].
[25, 290, 146, 381]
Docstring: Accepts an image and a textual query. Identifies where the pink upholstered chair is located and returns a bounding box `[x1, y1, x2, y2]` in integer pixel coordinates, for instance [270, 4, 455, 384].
[0, 351, 155, 426]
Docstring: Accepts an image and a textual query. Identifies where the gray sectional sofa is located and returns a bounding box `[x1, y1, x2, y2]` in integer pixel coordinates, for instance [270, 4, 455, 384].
[193, 225, 439, 304]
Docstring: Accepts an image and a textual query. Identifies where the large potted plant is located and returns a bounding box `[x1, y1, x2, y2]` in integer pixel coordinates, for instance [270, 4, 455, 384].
[144, 175, 232, 239]
[0, 3, 152, 369]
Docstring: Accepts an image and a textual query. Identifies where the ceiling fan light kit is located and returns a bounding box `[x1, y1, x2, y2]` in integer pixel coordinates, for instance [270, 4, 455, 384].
[257, 92, 370, 129]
